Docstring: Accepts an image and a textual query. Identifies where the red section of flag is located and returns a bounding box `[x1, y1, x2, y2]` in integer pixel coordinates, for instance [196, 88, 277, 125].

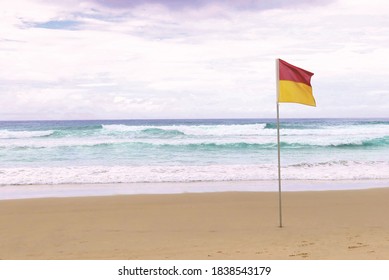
[279, 59, 314, 86]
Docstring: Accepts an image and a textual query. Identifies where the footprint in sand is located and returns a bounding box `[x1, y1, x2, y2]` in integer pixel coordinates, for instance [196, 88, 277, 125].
[298, 252, 309, 258]
[255, 250, 268, 255]
[289, 252, 309, 258]
[298, 241, 315, 247]
[348, 243, 368, 249]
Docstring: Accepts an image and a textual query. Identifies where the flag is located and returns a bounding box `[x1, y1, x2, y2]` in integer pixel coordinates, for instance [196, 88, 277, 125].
[278, 59, 316, 106]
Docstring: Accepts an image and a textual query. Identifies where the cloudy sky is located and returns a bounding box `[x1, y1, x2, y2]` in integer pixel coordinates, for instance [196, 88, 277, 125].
[1, 0, 389, 120]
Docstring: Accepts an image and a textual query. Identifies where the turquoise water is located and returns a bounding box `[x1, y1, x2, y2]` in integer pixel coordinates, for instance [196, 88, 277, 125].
[0, 118, 388, 185]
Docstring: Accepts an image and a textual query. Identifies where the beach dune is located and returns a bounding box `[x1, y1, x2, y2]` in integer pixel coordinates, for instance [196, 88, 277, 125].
[1, 188, 389, 259]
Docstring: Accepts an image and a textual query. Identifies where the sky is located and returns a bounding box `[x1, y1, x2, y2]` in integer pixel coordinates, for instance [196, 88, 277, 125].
[1, 0, 389, 120]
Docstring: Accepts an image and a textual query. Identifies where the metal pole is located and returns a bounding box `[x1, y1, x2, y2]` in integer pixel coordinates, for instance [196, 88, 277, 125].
[276, 59, 283, 228]
[276, 102, 282, 228]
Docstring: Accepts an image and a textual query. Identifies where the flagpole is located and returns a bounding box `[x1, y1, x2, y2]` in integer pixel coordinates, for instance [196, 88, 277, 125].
[276, 58, 283, 228]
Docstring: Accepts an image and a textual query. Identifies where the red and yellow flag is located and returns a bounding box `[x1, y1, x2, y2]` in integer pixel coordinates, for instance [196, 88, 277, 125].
[278, 59, 316, 106]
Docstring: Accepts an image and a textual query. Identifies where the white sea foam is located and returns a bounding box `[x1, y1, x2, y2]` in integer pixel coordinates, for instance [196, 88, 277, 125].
[102, 123, 267, 136]
[101, 124, 142, 132]
[1, 161, 388, 186]
[0, 129, 54, 139]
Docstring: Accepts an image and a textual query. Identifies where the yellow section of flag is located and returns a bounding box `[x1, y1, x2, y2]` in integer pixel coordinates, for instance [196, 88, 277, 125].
[278, 80, 316, 106]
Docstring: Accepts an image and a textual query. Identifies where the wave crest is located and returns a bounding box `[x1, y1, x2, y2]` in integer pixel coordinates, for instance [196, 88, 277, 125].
[0, 129, 54, 139]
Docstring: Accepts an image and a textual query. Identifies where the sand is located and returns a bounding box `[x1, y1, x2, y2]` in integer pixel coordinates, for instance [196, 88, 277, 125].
[1, 187, 389, 260]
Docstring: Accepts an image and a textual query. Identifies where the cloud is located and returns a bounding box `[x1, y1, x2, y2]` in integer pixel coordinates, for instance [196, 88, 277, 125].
[92, 0, 333, 10]
[0, 0, 389, 120]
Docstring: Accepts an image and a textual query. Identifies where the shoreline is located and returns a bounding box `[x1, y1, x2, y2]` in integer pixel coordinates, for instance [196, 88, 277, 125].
[2, 179, 389, 200]
[1, 187, 389, 259]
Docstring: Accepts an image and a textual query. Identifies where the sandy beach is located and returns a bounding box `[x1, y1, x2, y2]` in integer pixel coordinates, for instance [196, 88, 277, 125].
[1, 187, 389, 260]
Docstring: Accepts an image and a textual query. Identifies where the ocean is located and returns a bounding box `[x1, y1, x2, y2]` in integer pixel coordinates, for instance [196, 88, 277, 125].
[1, 118, 389, 197]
